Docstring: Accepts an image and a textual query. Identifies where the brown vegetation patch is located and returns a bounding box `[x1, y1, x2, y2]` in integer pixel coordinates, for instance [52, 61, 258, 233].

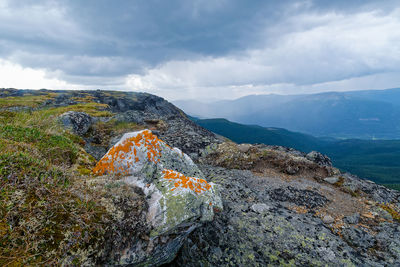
[203, 142, 336, 180]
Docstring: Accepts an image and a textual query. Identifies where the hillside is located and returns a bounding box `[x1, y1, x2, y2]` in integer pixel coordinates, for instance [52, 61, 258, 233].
[194, 117, 400, 189]
[175, 87, 400, 139]
[192, 117, 324, 152]
[1, 89, 400, 266]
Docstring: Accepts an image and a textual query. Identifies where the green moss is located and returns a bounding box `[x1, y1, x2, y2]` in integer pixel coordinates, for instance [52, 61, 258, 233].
[333, 176, 345, 187]
[113, 121, 141, 132]
[0, 93, 57, 108]
[0, 110, 16, 123]
[380, 203, 400, 222]
[0, 124, 43, 142]
[0, 152, 64, 180]
[0, 125, 79, 165]
[78, 167, 92, 176]
[41, 102, 114, 117]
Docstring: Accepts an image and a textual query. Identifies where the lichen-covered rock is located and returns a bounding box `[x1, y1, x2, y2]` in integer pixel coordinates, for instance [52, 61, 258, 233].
[93, 129, 222, 266]
[170, 165, 400, 266]
[59, 111, 93, 135]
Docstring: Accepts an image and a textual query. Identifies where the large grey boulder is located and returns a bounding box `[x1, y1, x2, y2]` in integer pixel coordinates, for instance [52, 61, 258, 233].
[93, 129, 222, 266]
[306, 151, 332, 166]
[59, 111, 93, 136]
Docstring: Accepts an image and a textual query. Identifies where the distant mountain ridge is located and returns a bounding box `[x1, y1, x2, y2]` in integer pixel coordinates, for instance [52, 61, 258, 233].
[194, 117, 400, 187]
[175, 88, 400, 139]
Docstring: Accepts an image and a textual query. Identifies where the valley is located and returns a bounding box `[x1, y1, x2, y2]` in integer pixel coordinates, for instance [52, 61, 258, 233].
[194, 117, 400, 189]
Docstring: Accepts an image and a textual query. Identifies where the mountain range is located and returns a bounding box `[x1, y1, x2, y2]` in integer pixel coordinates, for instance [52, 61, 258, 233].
[193, 117, 400, 189]
[175, 88, 400, 139]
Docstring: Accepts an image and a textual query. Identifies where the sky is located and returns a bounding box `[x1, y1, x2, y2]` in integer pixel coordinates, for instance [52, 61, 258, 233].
[0, 0, 399, 100]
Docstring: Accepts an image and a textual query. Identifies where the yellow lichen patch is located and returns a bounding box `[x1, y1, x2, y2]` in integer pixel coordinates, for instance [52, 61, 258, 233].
[93, 130, 164, 176]
[162, 169, 212, 194]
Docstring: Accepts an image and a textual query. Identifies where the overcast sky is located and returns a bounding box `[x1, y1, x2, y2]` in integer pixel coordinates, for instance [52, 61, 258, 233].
[0, 0, 399, 100]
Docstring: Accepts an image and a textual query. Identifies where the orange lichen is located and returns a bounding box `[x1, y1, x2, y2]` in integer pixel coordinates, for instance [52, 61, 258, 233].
[93, 130, 164, 176]
[289, 205, 309, 214]
[162, 169, 212, 194]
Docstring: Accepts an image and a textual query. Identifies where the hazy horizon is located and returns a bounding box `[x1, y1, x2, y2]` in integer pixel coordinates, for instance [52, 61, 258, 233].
[173, 87, 400, 102]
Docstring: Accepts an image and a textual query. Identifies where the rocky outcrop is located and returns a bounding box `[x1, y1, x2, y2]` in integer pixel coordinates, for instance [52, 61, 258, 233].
[170, 164, 400, 266]
[60, 90, 222, 160]
[92, 129, 222, 266]
[306, 151, 332, 167]
[59, 111, 93, 136]
[200, 142, 338, 179]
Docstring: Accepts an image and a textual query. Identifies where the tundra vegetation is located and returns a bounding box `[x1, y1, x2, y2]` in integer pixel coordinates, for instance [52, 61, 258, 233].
[0, 90, 145, 265]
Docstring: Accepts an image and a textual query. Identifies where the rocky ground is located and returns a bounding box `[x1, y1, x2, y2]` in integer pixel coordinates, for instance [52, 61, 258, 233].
[170, 162, 400, 266]
[1, 88, 400, 266]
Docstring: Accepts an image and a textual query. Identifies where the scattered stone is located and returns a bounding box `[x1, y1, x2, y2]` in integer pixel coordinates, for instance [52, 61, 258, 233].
[323, 215, 335, 224]
[238, 143, 252, 153]
[251, 203, 270, 213]
[170, 166, 380, 267]
[285, 165, 300, 175]
[269, 186, 329, 209]
[324, 176, 340, 184]
[344, 213, 360, 224]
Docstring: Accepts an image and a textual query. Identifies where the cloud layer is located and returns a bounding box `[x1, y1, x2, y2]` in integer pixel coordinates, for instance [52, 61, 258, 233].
[0, 0, 399, 99]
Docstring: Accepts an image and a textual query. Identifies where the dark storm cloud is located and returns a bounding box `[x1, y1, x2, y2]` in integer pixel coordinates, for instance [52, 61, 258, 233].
[2, 0, 289, 75]
[0, 0, 363, 76]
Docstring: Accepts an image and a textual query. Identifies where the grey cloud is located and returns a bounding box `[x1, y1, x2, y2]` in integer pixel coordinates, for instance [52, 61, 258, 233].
[0, 0, 399, 97]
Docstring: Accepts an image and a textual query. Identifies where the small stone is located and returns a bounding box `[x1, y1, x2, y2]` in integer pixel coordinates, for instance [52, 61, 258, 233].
[378, 209, 393, 220]
[324, 176, 340, 184]
[343, 213, 360, 224]
[251, 203, 271, 214]
[322, 215, 335, 224]
[317, 247, 336, 262]
[285, 165, 299, 175]
[238, 144, 252, 153]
